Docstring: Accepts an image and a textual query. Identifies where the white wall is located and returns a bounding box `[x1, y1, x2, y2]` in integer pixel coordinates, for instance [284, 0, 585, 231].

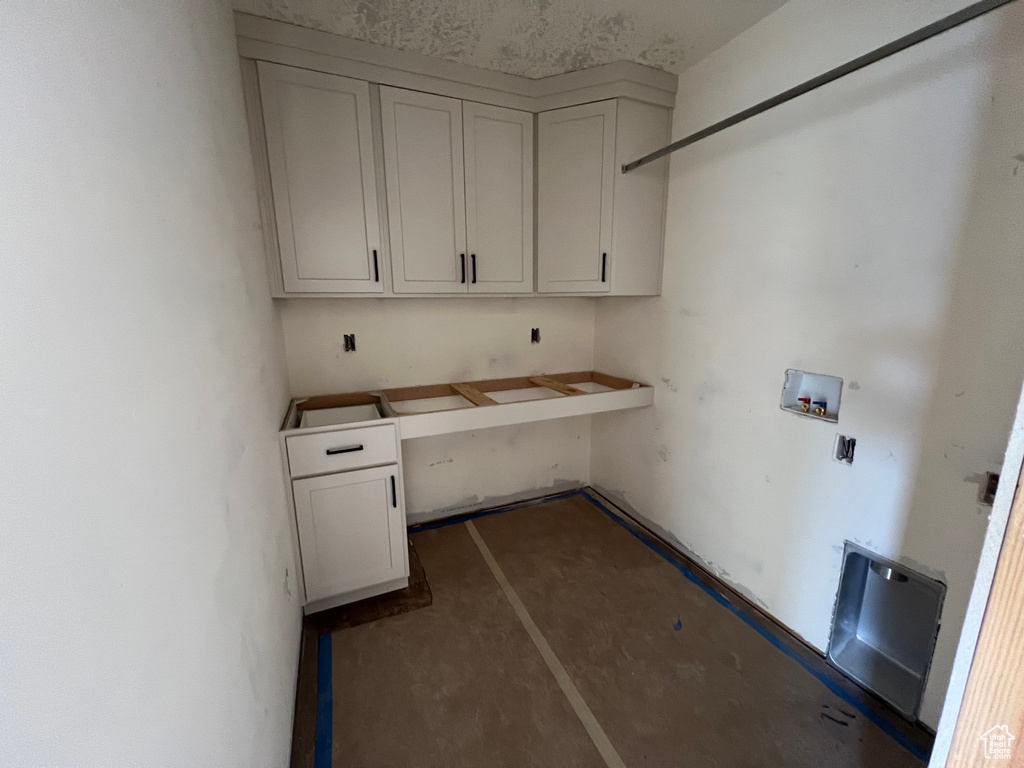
[0, 2, 299, 767]
[591, 0, 1024, 729]
[278, 298, 596, 520]
[930, 378, 1024, 764]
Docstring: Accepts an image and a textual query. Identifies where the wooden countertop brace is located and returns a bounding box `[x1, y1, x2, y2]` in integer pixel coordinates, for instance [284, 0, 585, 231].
[529, 376, 584, 396]
[450, 383, 498, 407]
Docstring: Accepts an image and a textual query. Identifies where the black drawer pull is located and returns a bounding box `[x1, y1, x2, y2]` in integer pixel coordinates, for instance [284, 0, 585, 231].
[601, 252, 607, 282]
[390, 475, 397, 508]
[372, 249, 379, 282]
[460, 253, 466, 284]
[471, 254, 477, 284]
[325, 444, 363, 456]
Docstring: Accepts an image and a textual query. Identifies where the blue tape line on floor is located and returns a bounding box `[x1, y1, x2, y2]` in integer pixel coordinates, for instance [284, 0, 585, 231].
[409, 487, 926, 760]
[315, 633, 333, 768]
[409, 489, 585, 532]
[577, 489, 929, 763]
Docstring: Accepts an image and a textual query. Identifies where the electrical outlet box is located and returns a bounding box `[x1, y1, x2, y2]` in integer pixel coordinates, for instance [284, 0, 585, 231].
[835, 435, 856, 465]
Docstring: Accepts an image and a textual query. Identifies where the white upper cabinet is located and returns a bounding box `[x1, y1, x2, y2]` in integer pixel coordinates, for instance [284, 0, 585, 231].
[380, 87, 467, 294]
[463, 103, 534, 294]
[258, 62, 383, 293]
[537, 99, 670, 296]
[608, 100, 671, 296]
[243, 42, 673, 298]
[537, 101, 616, 294]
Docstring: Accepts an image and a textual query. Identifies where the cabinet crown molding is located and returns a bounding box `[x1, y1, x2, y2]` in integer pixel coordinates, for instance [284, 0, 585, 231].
[234, 11, 677, 112]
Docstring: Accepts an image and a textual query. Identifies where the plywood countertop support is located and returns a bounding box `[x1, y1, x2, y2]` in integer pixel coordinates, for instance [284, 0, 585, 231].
[450, 383, 498, 407]
[529, 376, 584, 396]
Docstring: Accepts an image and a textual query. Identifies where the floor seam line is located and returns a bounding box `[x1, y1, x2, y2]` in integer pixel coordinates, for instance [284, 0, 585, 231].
[464, 520, 627, 768]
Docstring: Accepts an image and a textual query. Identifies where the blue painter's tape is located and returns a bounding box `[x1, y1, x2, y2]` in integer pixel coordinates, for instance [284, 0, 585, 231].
[577, 489, 930, 764]
[409, 489, 584, 532]
[315, 633, 333, 768]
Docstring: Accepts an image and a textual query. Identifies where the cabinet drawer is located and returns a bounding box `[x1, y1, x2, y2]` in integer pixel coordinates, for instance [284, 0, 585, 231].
[286, 424, 397, 478]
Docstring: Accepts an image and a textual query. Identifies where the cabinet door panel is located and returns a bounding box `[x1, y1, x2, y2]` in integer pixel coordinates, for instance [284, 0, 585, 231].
[537, 101, 615, 293]
[258, 62, 382, 293]
[293, 465, 405, 603]
[464, 103, 533, 293]
[609, 100, 670, 296]
[380, 87, 466, 293]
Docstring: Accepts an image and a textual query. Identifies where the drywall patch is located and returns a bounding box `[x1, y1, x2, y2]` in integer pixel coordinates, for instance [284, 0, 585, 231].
[232, 0, 784, 78]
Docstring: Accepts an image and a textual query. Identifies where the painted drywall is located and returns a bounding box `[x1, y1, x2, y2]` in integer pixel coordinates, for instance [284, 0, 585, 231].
[278, 298, 595, 520]
[591, 0, 1024, 730]
[231, 0, 784, 78]
[0, 2, 299, 766]
[929, 378, 1024, 764]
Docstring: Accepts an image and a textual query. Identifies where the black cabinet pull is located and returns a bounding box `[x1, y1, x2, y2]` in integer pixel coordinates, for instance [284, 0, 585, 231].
[601, 252, 607, 282]
[471, 254, 477, 284]
[372, 249, 379, 282]
[460, 253, 466, 284]
[390, 475, 397, 508]
[325, 444, 363, 456]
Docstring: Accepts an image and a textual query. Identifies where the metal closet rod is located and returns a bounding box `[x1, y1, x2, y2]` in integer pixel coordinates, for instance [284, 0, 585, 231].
[622, 0, 1019, 173]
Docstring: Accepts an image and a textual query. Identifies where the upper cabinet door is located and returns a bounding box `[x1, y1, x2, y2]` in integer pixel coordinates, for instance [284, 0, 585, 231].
[258, 62, 383, 294]
[537, 101, 616, 293]
[463, 103, 534, 294]
[380, 87, 467, 294]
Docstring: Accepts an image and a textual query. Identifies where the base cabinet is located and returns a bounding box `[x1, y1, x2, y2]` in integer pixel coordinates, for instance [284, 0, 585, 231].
[292, 464, 407, 605]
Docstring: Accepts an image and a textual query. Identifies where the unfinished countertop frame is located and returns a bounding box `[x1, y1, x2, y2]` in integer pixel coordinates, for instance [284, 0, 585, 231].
[281, 370, 654, 440]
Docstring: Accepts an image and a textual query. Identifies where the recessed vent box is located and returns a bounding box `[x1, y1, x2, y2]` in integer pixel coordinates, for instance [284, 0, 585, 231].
[828, 543, 945, 720]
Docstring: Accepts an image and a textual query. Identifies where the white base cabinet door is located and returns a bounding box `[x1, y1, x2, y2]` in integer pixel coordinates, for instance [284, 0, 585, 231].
[292, 464, 407, 604]
[258, 62, 384, 294]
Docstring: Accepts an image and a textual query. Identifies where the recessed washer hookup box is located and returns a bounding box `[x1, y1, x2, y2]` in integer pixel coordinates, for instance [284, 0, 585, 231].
[828, 542, 945, 720]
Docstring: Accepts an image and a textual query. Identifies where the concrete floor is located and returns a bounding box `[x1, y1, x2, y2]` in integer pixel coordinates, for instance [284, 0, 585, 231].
[323, 493, 926, 767]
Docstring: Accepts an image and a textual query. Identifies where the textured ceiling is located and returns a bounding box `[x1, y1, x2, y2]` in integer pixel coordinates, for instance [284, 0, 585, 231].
[233, 0, 786, 79]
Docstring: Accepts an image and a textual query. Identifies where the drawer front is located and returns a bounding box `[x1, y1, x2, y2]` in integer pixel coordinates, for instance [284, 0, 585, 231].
[287, 424, 397, 478]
